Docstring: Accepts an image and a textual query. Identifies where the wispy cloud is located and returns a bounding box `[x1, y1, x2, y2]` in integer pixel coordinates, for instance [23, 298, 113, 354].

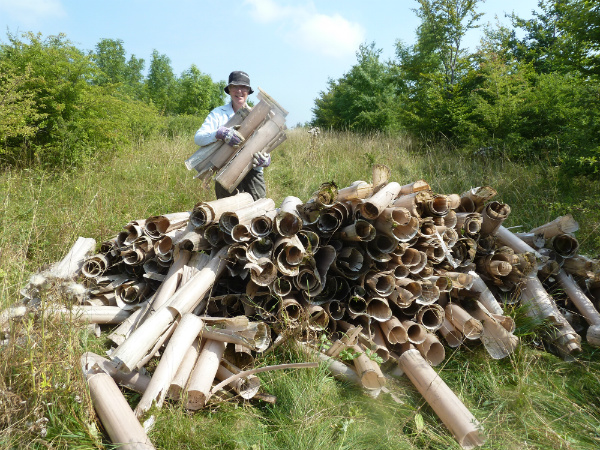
[0, 0, 66, 25]
[244, 0, 365, 59]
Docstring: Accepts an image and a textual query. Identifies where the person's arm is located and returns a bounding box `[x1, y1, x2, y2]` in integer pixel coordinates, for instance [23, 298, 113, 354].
[194, 108, 223, 147]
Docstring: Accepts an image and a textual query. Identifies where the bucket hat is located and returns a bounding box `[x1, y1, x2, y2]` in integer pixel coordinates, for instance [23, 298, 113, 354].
[224, 71, 254, 94]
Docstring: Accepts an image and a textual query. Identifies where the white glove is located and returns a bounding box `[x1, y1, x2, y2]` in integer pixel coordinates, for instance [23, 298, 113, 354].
[252, 151, 271, 168]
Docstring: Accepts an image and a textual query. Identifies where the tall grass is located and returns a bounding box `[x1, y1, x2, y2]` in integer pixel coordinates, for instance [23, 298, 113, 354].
[1, 128, 600, 449]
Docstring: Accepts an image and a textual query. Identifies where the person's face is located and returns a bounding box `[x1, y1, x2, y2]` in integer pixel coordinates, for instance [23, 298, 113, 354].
[229, 84, 249, 110]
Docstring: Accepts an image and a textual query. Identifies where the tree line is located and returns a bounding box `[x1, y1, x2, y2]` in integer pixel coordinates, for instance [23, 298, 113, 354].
[0, 32, 225, 167]
[312, 0, 600, 177]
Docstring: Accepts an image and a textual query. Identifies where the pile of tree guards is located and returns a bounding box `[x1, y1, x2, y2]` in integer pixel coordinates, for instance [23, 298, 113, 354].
[5, 168, 600, 450]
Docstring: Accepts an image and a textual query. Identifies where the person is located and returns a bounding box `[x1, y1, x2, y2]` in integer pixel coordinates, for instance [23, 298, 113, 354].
[194, 70, 270, 200]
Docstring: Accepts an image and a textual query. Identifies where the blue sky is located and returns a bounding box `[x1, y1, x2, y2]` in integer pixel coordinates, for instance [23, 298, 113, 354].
[0, 0, 541, 127]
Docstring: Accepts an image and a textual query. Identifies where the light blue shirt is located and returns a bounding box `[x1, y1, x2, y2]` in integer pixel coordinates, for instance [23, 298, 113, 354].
[194, 103, 235, 147]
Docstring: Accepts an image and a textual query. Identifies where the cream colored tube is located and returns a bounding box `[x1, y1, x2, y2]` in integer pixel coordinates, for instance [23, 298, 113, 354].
[556, 269, 600, 347]
[445, 304, 483, 340]
[186, 340, 227, 410]
[87, 371, 155, 450]
[398, 349, 485, 449]
[110, 247, 228, 372]
[529, 214, 579, 239]
[134, 314, 204, 417]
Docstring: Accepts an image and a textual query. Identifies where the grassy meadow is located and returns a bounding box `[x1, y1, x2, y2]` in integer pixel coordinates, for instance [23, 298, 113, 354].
[1, 128, 600, 449]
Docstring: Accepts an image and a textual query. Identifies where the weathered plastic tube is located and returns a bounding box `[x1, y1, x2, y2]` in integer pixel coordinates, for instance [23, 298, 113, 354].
[556, 269, 600, 346]
[529, 214, 579, 239]
[398, 349, 485, 449]
[134, 314, 204, 417]
[186, 340, 227, 410]
[86, 371, 156, 450]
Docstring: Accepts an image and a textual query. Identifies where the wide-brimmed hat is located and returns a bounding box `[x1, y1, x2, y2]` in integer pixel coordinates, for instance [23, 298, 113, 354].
[224, 71, 254, 94]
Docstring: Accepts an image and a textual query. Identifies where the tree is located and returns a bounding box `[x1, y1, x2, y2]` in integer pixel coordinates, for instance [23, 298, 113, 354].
[395, 0, 484, 136]
[312, 43, 397, 131]
[174, 65, 224, 116]
[146, 50, 175, 114]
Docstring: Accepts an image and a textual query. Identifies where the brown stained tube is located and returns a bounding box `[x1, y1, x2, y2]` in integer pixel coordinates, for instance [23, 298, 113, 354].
[271, 276, 293, 297]
[169, 339, 202, 401]
[371, 324, 391, 362]
[231, 224, 252, 242]
[380, 316, 408, 345]
[467, 271, 504, 315]
[378, 206, 412, 227]
[352, 345, 386, 390]
[337, 181, 374, 201]
[247, 237, 273, 263]
[48, 305, 132, 325]
[219, 198, 276, 234]
[416, 280, 441, 305]
[416, 304, 445, 332]
[446, 304, 483, 340]
[144, 211, 189, 239]
[135, 314, 204, 418]
[529, 214, 579, 239]
[455, 213, 482, 238]
[423, 194, 449, 217]
[549, 234, 579, 258]
[488, 260, 513, 277]
[398, 179, 431, 195]
[275, 196, 303, 237]
[110, 247, 228, 372]
[186, 105, 247, 171]
[439, 318, 464, 348]
[365, 271, 395, 297]
[245, 257, 278, 287]
[392, 191, 433, 217]
[86, 371, 156, 450]
[446, 193, 461, 210]
[556, 269, 600, 346]
[215, 364, 260, 400]
[396, 278, 423, 302]
[82, 254, 113, 279]
[215, 109, 286, 193]
[81, 352, 151, 395]
[322, 300, 344, 321]
[389, 262, 410, 280]
[398, 349, 485, 449]
[468, 302, 519, 359]
[480, 201, 511, 237]
[496, 225, 543, 258]
[186, 340, 227, 410]
[306, 303, 329, 330]
[338, 219, 376, 242]
[358, 182, 402, 220]
[416, 332, 446, 366]
[513, 232, 546, 249]
[348, 294, 368, 316]
[402, 320, 428, 344]
[297, 229, 320, 255]
[250, 209, 277, 238]
[461, 186, 498, 213]
[418, 218, 438, 239]
[366, 297, 393, 322]
[190, 192, 254, 227]
[563, 254, 600, 278]
[278, 296, 303, 328]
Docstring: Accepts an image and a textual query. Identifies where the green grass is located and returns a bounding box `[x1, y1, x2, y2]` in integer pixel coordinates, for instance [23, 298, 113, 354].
[1, 128, 600, 449]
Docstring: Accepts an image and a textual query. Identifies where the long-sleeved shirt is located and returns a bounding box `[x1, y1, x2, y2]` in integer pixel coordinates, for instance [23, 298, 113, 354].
[194, 103, 235, 147]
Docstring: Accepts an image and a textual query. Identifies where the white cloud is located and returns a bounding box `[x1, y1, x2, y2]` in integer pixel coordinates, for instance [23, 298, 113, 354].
[0, 0, 66, 24]
[244, 0, 365, 59]
[293, 12, 365, 58]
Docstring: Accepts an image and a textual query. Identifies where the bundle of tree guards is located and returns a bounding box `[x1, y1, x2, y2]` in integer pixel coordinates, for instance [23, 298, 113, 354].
[6, 169, 600, 449]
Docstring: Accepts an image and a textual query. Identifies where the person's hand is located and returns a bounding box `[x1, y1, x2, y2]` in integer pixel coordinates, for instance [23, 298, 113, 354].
[252, 151, 271, 168]
[216, 126, 245, 148]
